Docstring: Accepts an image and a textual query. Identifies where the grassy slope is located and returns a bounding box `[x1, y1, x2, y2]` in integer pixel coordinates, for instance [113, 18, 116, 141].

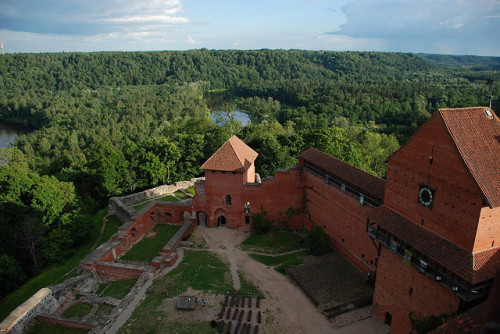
[240, 230, 305, 254]
[119, 224, 181, 262]
[0, 209, 109, 321]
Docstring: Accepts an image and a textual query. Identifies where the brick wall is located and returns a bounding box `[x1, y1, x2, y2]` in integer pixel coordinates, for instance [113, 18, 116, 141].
[476, 206, 500, 251]
[302, 171, 378, 274]
[384, 114, 485, 251]
[95, 262, 146, 281]
[372, 247, 460, 334]
[36, 315, 94, 331]
[192, 168, 303, 229]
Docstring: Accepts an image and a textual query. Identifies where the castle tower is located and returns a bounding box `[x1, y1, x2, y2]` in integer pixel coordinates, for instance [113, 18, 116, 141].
[367, 107, 500, 333]
[192, 135, 258, 228]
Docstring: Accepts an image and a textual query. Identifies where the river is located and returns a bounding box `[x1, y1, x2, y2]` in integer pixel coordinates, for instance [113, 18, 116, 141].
[210, 109, 251, 127]
[0, 122, 22, 149]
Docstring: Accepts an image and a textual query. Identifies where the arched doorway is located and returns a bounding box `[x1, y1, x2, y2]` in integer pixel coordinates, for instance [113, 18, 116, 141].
[217, 215, 226, 227]
[197, 212, 207, 227]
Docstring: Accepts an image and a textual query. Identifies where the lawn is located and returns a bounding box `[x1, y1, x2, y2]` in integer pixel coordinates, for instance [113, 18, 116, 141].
[0, 208, 107, 321]
[121, 250, 261, 334]
[95, 214, 122, 245]
[148, 250, 234, 297]
[132, 195, 179, 211]
[97, 278, 138, 299]
[174, 190, 190, 199]
[185, 185, 195, 196]
[61, 302, 93, 319]
[249, 251, 310, 273]
[117, 294, 214, 334]
[119, 224, 181, 262]
[240, 230, 305, 254]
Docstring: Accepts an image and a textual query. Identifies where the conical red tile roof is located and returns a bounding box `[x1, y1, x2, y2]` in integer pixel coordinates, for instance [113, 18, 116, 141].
[200, 135, 258, 172]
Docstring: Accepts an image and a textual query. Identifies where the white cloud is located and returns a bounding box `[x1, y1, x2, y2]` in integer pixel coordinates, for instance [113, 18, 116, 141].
[185, 35, 197, 44]
[105, 15, 188, 24]
[326, 0, 500, 54]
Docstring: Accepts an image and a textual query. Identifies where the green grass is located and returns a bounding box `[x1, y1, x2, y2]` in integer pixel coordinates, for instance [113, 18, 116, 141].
[91, 304, 115, 320]
[149, 250, 234, 297]
[27, 322, 88, 334]
[132, 200, 153, 211]
[120, 224, 181, 262]
[97, 278, 138, 299]
[132, 195, 180, 211]
[185, 186, 195, 196]
[0, 208, 108, 321]
[237, 271, 264, 297]
[156, 195, 180, 202]
[121, 250, 261, 333]
[118, 294, 214, 334]
[249, 251, 310, 273]
[241, 230, 305, 254]
[174, 190, 190, 199]
[95, 214, 122, 245]
[61, 302, 93, 319]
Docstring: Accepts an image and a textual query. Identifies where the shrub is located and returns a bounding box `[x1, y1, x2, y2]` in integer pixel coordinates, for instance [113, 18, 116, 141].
[251, 210, 271, 235]
[305, 225, 332, 256]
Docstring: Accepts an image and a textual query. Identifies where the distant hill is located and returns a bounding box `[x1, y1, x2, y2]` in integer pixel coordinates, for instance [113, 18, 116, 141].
[419, 53, 500, 70]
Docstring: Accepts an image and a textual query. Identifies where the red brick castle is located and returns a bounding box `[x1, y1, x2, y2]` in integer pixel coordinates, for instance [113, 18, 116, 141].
[193, 107, 500, 333]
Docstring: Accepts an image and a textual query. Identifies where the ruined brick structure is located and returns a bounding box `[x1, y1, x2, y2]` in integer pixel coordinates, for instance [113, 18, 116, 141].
[193, 107, 499, 333]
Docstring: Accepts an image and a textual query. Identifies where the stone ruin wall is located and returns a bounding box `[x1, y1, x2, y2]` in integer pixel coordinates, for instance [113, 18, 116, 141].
[109, 177, 204, 223]
[0, 273, 92, 334]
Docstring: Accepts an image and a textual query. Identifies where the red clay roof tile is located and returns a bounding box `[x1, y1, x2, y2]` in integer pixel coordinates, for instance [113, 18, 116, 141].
[439, 107, 500, 208]
[369, 206, 500, 284]
[429, 303, 485, 334]
[200, 135, 258, 172]
[300, 147, 385, 203]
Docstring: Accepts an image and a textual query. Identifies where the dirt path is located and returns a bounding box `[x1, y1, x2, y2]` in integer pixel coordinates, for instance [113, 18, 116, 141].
[198, 227, 388, 334]
[200, 227, 335, 334]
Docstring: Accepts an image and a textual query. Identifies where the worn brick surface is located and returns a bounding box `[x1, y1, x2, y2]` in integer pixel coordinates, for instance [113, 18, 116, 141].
[372, 248, 461, 334]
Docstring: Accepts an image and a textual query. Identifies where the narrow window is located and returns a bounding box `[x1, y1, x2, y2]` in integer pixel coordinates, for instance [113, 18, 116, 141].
[409, 287, 413, 296]
[226, 194, 232, 206]
[385, 312, 392, 327]
[245, 216, 250, 225]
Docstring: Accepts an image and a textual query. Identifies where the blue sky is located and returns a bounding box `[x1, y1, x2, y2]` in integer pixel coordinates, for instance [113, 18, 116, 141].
[0, 0, 499, 55]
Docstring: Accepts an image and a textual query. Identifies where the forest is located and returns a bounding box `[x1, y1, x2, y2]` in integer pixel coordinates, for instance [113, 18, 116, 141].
[0, 50, 499, 298]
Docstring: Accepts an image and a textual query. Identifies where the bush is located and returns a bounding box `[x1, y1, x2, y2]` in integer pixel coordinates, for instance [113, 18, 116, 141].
[251, 210, 271, 234]
[305, 225, 332, 256]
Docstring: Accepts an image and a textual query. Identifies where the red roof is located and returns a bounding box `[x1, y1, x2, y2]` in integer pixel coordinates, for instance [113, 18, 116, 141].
[300, 147, 385, 203]
[368, 206, 500, 284]
[429, 303, 485, 334]
[200, 135, 258, 172]
[438, 107, 500, 208]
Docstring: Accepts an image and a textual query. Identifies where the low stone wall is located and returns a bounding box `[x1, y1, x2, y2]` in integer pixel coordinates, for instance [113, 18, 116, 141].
[0, 289, 58, 334]
[109, 178, 203, 224]
[0, 273, 91, 334]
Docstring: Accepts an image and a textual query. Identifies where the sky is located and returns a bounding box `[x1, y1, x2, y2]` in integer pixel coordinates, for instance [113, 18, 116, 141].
[0, 0, 499, 56]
